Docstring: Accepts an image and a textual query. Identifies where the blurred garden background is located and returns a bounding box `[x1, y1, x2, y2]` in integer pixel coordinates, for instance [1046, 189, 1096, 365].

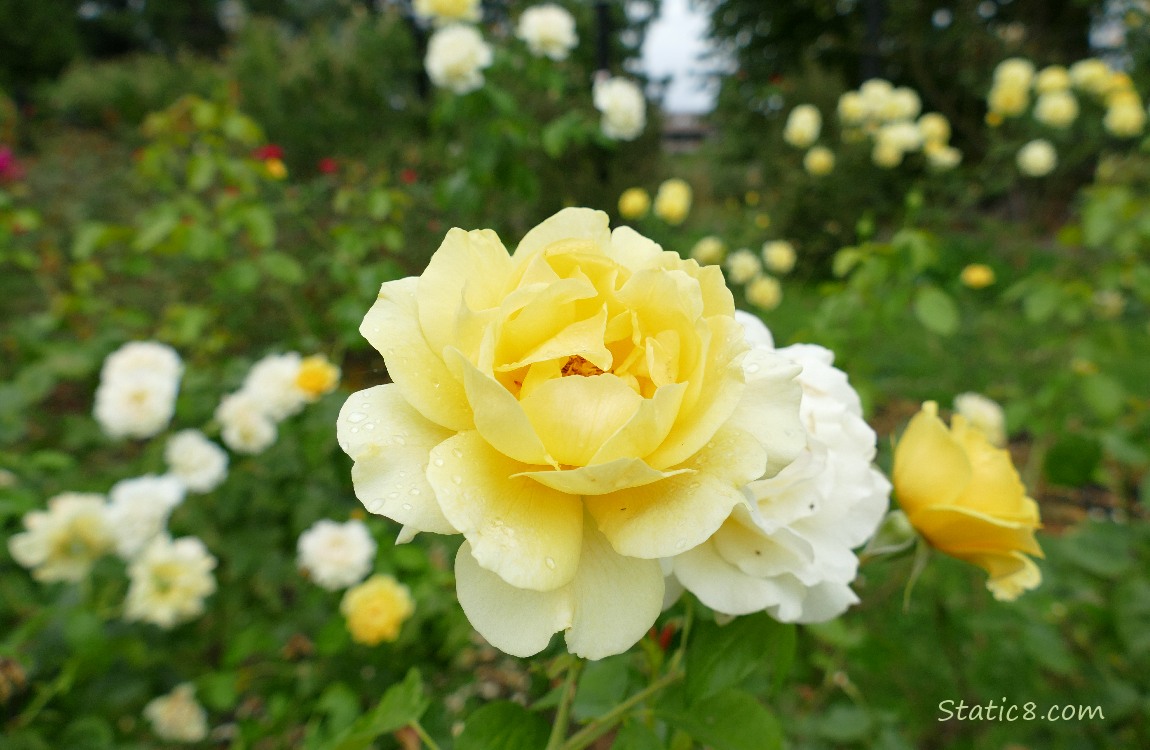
[2, 0, 1150, 748]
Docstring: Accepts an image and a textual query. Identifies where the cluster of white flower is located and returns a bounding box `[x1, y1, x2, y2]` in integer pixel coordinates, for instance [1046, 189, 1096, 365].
[8, 493, 115, 583]
[670, 312, 889, 622]
[425, 24, 494, 95]
[594, 76, 647, 141]
[986, 57, 1147, 175]
[782, 80, 960, 174]
[105, 475, 186, 559]
[165, 429, 229, 493]
[297, 518, 377, 591]
[841, 79, 961, 170]
[216, 352, 340, 454]
[144, 684, 210, 743]
[125, 536, 218, 628]
[93, 341, 183, 440]
[517, 4, 578, 61]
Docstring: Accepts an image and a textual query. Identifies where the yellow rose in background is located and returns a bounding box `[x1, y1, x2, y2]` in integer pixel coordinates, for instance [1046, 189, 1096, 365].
[338, 208, 805, 659]
[342, 574, 414, 645]
[960, 263, 996, 289]
[653, 178, 692, 224]
[893, 402, 1043, 601]
[617, 187, 650, 220]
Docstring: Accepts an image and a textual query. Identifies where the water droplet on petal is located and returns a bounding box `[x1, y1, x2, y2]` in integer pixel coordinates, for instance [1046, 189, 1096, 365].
[387, 491, 400, 500]
[452, 447, 464, 458]
[545, 557, 556, 570]
[689, 482, 701, 490]
[432, 457, 445, 467]
[745, 362, 760, 374]
[402, 503, 413, 511]
[676, 538, 688, 550]
[451, 475, 463, 485]
[347, 411, 367, 423]
[409, 487, 420, 495]
[363, 422, 375, 431]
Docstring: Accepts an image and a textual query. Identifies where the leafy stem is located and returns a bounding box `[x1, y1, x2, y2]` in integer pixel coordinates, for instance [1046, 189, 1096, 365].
[545, 657, 584, 750]
[559, 667, 685, 750]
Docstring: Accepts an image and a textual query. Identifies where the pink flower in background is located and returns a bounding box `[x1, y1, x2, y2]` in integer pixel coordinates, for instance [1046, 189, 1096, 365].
[317, 157, 339, 175]
[0, 147, 26, 182]
[252, 144, 284, 161]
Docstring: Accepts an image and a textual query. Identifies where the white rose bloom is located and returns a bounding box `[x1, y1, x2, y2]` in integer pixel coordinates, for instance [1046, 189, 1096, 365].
[877, 120, 923, 153]
[165, 430, 229, 493]
[953, 392, 1007, 447]
[1034, 65, 1071, 94]
[593, 76, 647, 140]
[1034, 90, 1078, 129]
[101, 341, 183, 382]
[761, 240, 797, 275]
[242, 352, 307, 421]
[671, 315, 890, 622]
[925, 143, 962, 171]
[425, 24, 493, 95]
[94, 371, 181, 440]
[517, 4, 578, 61]
[724, 248, 763, 285]
[882, 87, 921, 121]
[8, 493, 114, 583]
[858, 78, 894, 118]
[872, 140, 904, 168]
[783, 104, 821, 148]
[144, 684, 209, 743]
[1104, 103, 1146, 137]
[1069, 58, 1113, 97]
[297, 519, 378, 590]
[1016, 139, 1057, 177]
[105, 475, 186, 559]
[125, 536, 217, 628]
[917, 112, 951, 145]
[413, 0, 481, 24]
[216, 391, 278, 455]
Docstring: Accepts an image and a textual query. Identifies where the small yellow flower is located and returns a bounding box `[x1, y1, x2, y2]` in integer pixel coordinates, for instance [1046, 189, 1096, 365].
[744, 190, 761, 207]
[264, 158, 288, 180]
[893, 402, 1043, 601]
[653, 178, 692, 225]
[617, 187, 650, 220]
[985, 112, 1004, 128]
[754, 213, 771, 229]
[296, 355, 341, 398]
[960, 263, 995, 289]
[803, 146, 835, 176]
[341, 574, 414, 645]
[745, 274, 782, 310]
[761, 240, 796, 275]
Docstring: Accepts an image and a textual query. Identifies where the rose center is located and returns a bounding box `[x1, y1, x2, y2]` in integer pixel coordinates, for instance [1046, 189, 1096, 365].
[560, 355, 606, 378]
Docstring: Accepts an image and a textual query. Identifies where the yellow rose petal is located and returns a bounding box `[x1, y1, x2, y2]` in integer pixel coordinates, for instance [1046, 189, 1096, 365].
[891, 401, 971, 516]
[428, 431, 582, 591]
[361, 278, 472, 431]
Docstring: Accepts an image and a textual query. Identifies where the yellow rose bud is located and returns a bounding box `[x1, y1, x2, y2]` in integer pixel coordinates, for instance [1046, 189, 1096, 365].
[960, 263, 995, 289]
[296, 355, 341, 399]
[617, 187, 650, 220]
[985, 111, 1004, 128]
[264, 158, 288, 180]
[653, 178, 692, 225]
[341, 574, 415, 645]
[893, 401, 1043, 601]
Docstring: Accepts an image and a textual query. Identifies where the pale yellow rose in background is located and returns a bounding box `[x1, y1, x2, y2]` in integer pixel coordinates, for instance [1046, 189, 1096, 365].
[338, 208, 805, 659]
[653, 178, 692, 225]
[783, 104, 822, 148]
[617, 187, 650, 220]
[893, 401, 1043, 601]
[803, 146, 835, 176]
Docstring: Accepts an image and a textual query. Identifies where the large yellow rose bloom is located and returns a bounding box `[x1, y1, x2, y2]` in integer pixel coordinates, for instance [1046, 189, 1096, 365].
[338, 208, 804, 658]
[893, 402, 1043, 601]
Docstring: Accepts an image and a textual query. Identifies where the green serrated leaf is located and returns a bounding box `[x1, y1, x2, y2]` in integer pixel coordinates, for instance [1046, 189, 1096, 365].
[686, 614, 793, 703]
[456, 701, 550, 750]
[328, 669, 428, 750]
[259, 251, 305, 285]
[913, 285, 959, 336]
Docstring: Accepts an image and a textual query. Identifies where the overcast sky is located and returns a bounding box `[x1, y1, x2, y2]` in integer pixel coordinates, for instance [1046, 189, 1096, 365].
[640, 0, 718, 114]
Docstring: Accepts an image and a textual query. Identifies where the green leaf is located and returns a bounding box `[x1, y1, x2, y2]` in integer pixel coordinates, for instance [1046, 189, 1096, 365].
[1079, 373, 1126, 421]
[1022, 282, 1061, 323]
[613, 721, 665, 750]
[133, 210, 179, 252]
[1114, 579, 1150, 658]
[913, 285, 959, 336]
[328, 669, 429, 750]
[812, 704, 873, 742]
[244, 206, 277, 248]
[259, 251, 306, 285]
[572, 654, 631, 721]
[832, 247, 863, 277]
[456, 701, 551, 750]
[187, 152, 217, 192]
[1055, 521, 1132, 578]
[1043, 434, 1102, 487]
[659, 688, 782, 750]
[684, 613, 796, 703]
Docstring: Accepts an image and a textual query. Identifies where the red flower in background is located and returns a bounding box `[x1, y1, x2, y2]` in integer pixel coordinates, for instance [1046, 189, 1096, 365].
[317, 157, 339, 175]
[0, 146, 25, 182]
[400, 168, 418, 185]
[252, 144, 284, 161]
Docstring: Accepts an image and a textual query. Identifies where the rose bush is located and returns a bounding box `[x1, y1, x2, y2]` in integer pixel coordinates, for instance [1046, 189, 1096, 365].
[339, 207, 805, 658]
